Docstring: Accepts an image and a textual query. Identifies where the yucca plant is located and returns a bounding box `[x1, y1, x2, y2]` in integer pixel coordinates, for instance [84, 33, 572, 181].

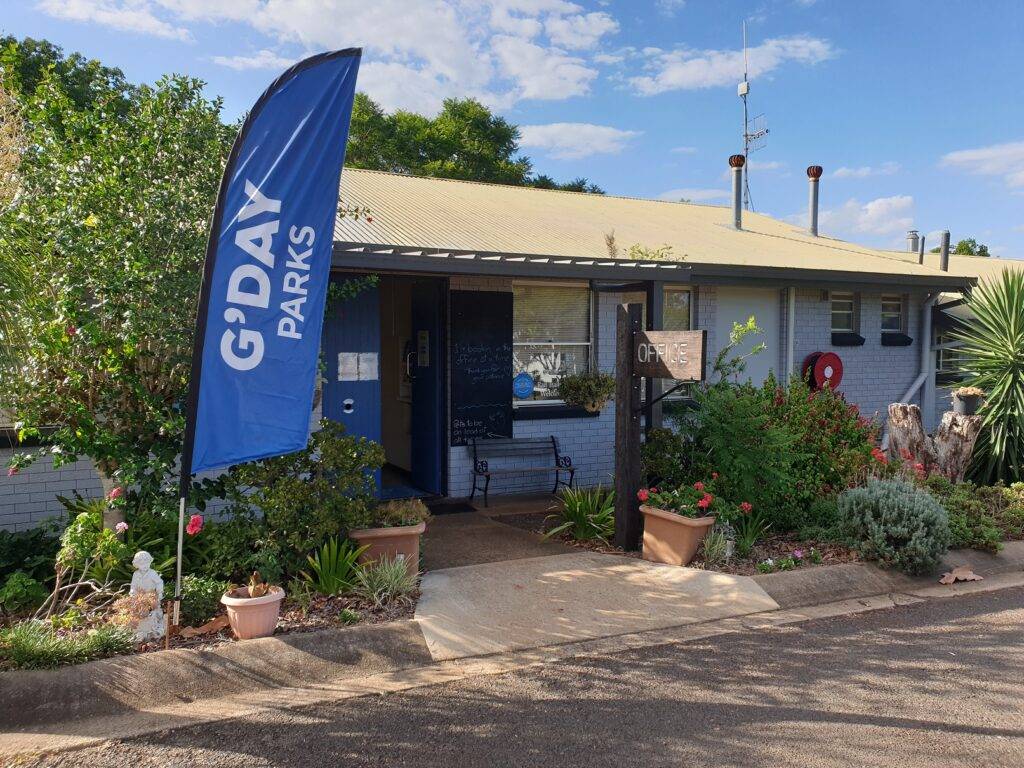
[953, 268, 1024, 483]
[302, 538, 367, 596]
[543, 486, 615, 543]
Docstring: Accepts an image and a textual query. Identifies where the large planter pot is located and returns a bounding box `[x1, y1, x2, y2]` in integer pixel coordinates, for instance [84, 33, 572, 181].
[349, 521, 426, 578]
[953, 393, 982, 416]
[640, 505, 715, 567]
[220, 585, 285, 640]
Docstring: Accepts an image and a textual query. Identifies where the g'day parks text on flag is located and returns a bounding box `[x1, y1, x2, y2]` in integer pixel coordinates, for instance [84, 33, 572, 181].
[221, 180, 319, 372]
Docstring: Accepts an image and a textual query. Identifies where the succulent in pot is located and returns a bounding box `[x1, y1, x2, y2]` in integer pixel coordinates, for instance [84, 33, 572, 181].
[556, 371, 616, 413]
[952, 386, 984, 416]
[220, 571, 285, 640]
[349, 499, 430, 578]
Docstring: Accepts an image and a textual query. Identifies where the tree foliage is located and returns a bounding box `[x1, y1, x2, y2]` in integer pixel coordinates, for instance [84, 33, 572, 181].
[954, 268, 1024, 483]
[0, 65, 234, 502]
[347, 92, 602, 192]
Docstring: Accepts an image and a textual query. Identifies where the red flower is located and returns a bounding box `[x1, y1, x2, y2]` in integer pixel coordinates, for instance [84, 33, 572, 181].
[186, 514, 204, 536]
[106, 486, 124, 501]
[870, 447, 888, 465]
[366, 216, 374, 223]
[693, 481, 705, 491]
[66, 325, 77, 337]
[649, 487, 658, 493]
[739, 501, 753, 514]
[900, 448, 913, 461]
[697, 493, 713, 510]
[637, 488, 650, 502]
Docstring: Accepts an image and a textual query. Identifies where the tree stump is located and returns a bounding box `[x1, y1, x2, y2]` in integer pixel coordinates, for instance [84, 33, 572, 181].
[887, 403, 982, 482]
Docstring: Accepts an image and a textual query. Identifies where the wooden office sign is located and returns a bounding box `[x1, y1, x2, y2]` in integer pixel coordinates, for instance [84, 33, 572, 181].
[633, 330, 706, 381]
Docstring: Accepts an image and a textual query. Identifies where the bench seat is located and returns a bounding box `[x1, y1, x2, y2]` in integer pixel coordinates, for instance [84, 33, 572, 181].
[470, 436, 575, 507]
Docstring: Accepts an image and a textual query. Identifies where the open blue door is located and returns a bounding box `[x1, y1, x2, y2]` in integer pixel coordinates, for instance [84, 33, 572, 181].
[410, 279, 444, 495]
[321, 276, 381, 491]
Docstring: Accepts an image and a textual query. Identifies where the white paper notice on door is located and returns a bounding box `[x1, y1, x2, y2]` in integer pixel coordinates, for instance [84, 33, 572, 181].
[338, 352, 379, 381]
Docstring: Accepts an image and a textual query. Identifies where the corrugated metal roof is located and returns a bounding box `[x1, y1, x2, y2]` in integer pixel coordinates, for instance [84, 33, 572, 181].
[333, 169, 988, 283]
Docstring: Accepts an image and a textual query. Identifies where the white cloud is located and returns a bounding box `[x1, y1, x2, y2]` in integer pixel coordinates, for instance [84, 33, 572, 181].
[811, 195, 915, 237]
[35, 0, 620, 113]
[941, 140, 1024, 188]
[544, 11, 618, 50]
[670, 146, 697, 154]
[656, 0, 686, 15]
[37, 0, 192, 41]
[629, 35, 836, 95]
[212, 49, 295, 71]
[492, 36, 597, 100]
[519, 122, 639, 159]
[659, 187, 730, 202]
[832, 161, 900, 179]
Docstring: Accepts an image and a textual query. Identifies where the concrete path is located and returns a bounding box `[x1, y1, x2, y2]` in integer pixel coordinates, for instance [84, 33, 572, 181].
[415, 551, 779, 660]
[421, 511, 572, 571]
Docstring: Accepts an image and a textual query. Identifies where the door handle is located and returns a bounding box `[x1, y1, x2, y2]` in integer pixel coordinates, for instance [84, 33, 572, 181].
[405, 350, 416, 379]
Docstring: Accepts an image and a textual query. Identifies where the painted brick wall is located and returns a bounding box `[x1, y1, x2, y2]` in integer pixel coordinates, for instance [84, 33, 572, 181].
[0, 450, 101, 531]
[790, 288, 927, 427]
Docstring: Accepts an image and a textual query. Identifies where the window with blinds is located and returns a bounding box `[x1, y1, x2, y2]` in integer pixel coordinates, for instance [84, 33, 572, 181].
[513, 283, 592, 402]
[880, 294, 905, 333]
[831, 291, 857, 332]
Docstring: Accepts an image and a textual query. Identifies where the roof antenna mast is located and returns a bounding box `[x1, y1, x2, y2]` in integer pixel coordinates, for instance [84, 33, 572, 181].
[738, 21, 769, 211]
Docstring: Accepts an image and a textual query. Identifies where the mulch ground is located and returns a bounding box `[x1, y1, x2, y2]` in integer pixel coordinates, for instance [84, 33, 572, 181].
[496, 512, 858, 576]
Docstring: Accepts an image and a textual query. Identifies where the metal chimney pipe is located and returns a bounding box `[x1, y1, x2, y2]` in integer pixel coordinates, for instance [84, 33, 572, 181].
[729, 154, 745, 230]
[939, 230, 950, 272]
[906, 230, 920, 253]
[806, 165, 823, 236]
[918, 234, 926, 265]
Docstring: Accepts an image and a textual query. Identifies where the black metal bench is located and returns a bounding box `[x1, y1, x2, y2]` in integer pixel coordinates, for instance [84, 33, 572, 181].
[469, 436, 575, 507]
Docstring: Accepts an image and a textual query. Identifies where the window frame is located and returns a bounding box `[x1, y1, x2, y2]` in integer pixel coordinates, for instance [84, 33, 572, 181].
[512, 280, 595, 407]
[880, 293, 907, 334]
[830, 290, 859, 333]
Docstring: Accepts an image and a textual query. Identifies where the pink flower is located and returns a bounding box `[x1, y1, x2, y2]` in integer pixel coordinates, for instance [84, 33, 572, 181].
[186, 514, 204, 536]
[7, 467, 18, 477]
[115, 521, 129, 534]
[66, 325, 77, 337]
[649, 487, 658, 494]
[739, 501, 753, 514]
[711, 472, 719, 480]
[693, 481, 705, 491]
[636, 488, 649, 502]
[106, 486, 124, 501]
[793, 549, 804, 559]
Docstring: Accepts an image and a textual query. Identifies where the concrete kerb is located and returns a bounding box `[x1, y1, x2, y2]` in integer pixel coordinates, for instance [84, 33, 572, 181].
[2, 544, 1023, 761]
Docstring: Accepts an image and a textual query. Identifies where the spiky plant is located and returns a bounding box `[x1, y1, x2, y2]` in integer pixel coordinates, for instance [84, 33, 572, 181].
[953, 268, 1024, 483]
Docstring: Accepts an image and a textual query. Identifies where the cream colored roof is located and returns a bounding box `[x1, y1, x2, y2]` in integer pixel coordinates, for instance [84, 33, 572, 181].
[888, 249, 1024, 283]
[334, 169, 971, 284]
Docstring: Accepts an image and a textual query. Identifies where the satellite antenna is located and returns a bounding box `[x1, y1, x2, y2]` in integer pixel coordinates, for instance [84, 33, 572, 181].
[738, 21, 769, 211]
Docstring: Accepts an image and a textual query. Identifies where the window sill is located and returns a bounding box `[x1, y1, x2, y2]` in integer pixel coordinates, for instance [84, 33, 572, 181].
[513, 404, 601, 420]
[881, 333, 913, 347]
[831, 332, 865, 346]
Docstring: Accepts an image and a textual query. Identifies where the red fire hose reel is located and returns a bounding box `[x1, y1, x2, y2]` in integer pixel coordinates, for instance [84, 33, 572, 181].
[801, 351, 844, 390]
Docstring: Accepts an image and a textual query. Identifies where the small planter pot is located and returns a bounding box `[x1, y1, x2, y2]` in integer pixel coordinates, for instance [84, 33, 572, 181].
[582, 398, 608, 413]
[220, 586, 285, 640]
[953, 393, 982, 416]
[349, 521, 426, 578]
[640, 505, 715, 567]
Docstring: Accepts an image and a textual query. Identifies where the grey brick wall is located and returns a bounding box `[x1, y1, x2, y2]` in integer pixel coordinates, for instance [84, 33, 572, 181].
[0, 450, 101, 531]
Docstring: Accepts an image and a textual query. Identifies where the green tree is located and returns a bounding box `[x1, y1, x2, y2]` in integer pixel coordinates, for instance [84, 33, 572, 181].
[954, 268, 1024, 483]
[931, 237, 991, 257]
[346, 92, 602, 192]
[0, 68, 234, 508]
[0, 82, 28, 371]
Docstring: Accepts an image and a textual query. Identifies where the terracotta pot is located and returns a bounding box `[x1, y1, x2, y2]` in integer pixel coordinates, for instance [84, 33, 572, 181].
[220, 585, 285, 640]
[349, 521, 426, 578]
[640, 505, 715, 566]
[953, 393, 982, 416]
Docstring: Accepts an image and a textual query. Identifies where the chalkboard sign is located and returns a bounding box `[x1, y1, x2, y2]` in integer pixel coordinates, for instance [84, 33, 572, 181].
[450, 290, 513, 446]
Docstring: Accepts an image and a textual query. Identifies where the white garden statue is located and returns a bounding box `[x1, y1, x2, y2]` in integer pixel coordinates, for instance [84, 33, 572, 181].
[129, 550, 165, 642]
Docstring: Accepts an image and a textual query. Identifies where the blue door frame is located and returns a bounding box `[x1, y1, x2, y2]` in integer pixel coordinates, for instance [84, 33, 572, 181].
[321, 274, 447, 498]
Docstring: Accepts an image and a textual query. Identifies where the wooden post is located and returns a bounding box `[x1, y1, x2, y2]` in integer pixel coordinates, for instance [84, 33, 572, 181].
[644, 281, 664, 437]
[615, 303, 644, 550]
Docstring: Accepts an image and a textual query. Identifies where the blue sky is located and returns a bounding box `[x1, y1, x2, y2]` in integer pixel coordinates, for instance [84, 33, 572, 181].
[4, 0, 1023, 258]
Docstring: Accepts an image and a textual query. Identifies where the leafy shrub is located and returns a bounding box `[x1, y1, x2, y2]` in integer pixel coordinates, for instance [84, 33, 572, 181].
[0, 572, 48, 615]
[354, 557, 417, 608]
[641, 428, 691, 488]
[164, 575, 227, 628]
[195, 513, 266, 584]
[556, 371, 615, 410]
[795, 497, 844, 543]
[222, 420, 385, 579]
[0, 525, 59, 583]
[544, 486, 615, 542]
[0, 621, 135, 670]
[953, 268, 1024, 483]
[302, 538, 366, 596]
[923, 475, 1024, 551]
[373, 498, 430, 528]
[838, 479, 951, 575]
